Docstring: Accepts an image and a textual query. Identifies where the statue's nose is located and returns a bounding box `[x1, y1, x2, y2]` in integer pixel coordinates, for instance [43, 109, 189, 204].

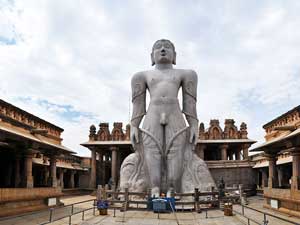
[161, 48, 166, 53]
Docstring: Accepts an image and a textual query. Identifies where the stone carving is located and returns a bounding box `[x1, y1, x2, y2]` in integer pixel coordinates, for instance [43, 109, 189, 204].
[199, 119, 248, 140]
[199, 122, 205, 140]
[125, 124, 131, 141]
[97, 123, 111, 141]
[240, 122, 248, 139]
[224, 119, 238, 139]
[208, 119, 223, 139]
[120, 39, 215, 196]
[111, 122, 124, 141]
[89, 125, 96, 140]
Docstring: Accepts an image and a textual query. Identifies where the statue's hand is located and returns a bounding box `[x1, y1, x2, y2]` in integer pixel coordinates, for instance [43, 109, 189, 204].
[189, 126, 198, 147]
[130, 126, 139, 144]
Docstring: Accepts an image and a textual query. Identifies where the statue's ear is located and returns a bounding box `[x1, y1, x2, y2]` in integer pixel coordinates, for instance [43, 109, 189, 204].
[151, 52, 155, 66]
[173, 52, 177, 65]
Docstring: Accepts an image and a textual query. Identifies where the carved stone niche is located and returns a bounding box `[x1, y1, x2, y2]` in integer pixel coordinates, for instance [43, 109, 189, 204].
[208, 119, 223, 140]
[224, 119, 238, 139]
[97, 123, 111, 141]
[89, 125, 96, 140]
[199, 122, 205, 140]
[125, 124, 130, 141]
[111, 122, 124, 141]
[240, 122, 248, 139]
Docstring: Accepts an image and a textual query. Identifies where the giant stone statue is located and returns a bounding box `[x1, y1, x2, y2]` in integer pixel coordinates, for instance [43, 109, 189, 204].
[120, 39, 215, 197]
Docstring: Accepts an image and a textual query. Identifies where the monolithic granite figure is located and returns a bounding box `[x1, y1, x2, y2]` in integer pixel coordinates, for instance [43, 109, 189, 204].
[120, 39, 215, 196]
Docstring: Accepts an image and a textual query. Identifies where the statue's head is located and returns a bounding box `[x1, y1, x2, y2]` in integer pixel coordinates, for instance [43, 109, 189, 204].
[151, 39, 176, 66]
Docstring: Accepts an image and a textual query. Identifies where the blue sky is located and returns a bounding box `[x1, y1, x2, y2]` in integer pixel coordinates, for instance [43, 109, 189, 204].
[1, 0, 300, 156]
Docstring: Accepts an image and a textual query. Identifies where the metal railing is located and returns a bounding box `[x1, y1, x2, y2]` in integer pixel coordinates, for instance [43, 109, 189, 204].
[0, 198, 97, 225]
[233, 204, 300, 225]
[39, 199, 97, 225]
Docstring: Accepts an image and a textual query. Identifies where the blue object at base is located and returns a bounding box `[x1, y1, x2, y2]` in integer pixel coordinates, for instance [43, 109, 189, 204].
[149, 197, 176, 212]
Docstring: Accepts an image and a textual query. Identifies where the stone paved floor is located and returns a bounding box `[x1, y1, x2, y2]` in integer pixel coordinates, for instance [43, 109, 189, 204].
[78, 209, 244, 225]
[1, 195, 300, 225]
[234, 196, 300, 225]
[0, 195, 96, 225]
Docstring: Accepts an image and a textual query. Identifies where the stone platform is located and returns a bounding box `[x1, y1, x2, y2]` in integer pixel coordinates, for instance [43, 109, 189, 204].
[1, 195, 299, 225]
[77, 210, 243, 225]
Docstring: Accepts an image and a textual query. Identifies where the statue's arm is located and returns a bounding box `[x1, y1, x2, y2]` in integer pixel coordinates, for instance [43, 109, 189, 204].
[182, 70, 199, 144]
[131, 72, 146, 128]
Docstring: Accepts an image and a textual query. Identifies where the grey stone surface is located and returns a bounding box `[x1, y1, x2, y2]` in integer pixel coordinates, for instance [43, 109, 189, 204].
[120, 39, 215, 195]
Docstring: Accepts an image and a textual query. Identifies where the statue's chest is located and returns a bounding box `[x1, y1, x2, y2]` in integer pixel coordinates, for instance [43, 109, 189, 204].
[147, 73, 181, 88]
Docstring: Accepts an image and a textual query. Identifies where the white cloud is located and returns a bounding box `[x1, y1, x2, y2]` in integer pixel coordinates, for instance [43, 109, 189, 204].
[1, 0, 300, 156]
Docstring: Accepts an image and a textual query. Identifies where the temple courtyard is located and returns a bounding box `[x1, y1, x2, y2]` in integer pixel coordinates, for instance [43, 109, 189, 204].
[1, 195, 299, 225]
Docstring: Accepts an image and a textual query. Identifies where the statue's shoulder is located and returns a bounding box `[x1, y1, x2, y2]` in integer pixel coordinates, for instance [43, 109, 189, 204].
[177, 69, 198, 81]
[131, 71, 147, 83]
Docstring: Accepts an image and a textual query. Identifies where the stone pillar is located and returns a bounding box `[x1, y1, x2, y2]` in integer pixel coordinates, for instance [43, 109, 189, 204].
[44, 166, 50, 186]
[266, 154, 278, 188]
[235, 150, 241, 160]
[242, 144, 249, 160]
[59, 169, 64, 189]
[15, 155, 21, 187]
[50, 156, 57, 187]
[98, 152, 104, 185]
[220, 144, 228, 160]
[110, 146, 118, 185]
[103, 154, 107, 185]
[70, 170, 75, 188]
[277, 166, 283, 188]
[196, 144, 205, 160]
[5, 163, 12, 187]
[261, 169, 268, 188]
[228, 151, 233, 160]
[24, 151, 34, 188]
[291, 150, 300, 190]
[89, 148, 97, 188]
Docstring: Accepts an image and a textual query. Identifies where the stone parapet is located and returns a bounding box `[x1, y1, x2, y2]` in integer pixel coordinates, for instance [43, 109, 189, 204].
[206, 160, 255, 169]
[0, 187, 63, 203]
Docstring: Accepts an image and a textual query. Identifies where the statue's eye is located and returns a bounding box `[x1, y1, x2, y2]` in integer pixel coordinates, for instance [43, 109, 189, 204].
[155, 43, 162, 49]
[164, 43, 171, 48]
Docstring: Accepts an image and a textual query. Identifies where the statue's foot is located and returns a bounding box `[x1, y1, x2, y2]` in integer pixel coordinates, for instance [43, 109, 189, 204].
[151, 187, 160, 198]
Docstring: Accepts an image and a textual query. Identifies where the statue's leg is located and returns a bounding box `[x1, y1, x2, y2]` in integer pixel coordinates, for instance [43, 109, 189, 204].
[166, 130, 186, 193]
[142, 129, 162, 197]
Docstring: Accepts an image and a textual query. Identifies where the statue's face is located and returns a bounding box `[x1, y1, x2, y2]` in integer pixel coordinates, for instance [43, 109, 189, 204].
[152, 40, 176, 65]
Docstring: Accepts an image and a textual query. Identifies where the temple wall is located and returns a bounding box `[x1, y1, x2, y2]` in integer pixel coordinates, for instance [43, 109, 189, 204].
[79, 173, 90, 188]
[209, 166, 256, 189]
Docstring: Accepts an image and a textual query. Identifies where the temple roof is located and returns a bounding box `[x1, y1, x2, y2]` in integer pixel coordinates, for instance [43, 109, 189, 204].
[250, 127, 300, 152]
[0, 122, 75, 154]
[0, 99, 64, 132]
[262, 105, 300, 129]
